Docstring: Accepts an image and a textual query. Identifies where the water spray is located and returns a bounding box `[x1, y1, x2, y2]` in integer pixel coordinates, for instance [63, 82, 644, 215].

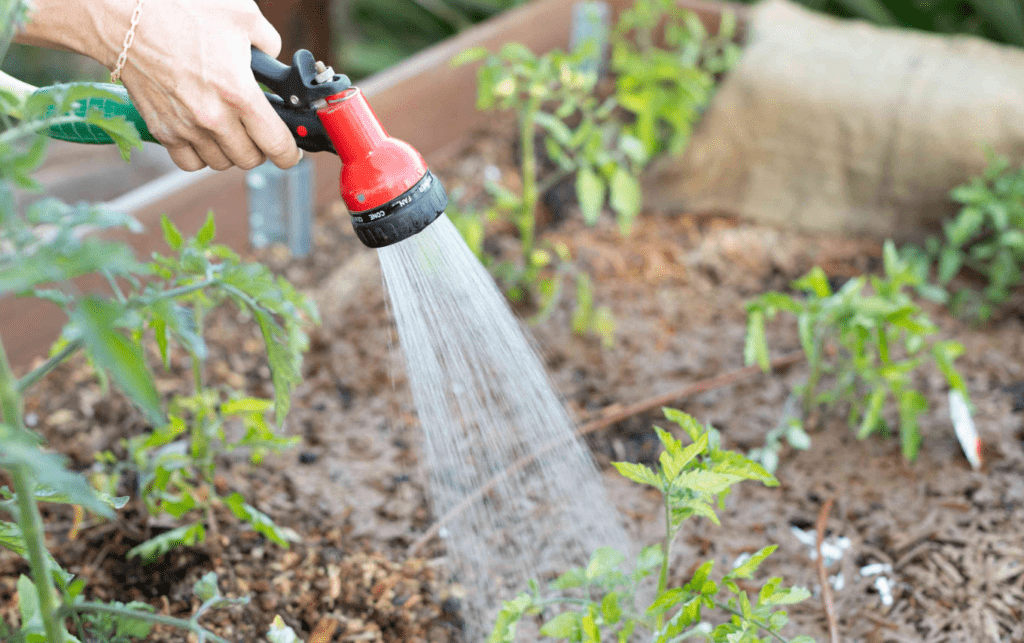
[18, 47, 448, 248]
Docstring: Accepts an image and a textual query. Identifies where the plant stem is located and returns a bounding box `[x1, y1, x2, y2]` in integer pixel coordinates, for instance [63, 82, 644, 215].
[801, 329, 823, 420]
[712, 601, 792, 643]
[141, 279, 218, 305]
[16, 338, 84, 395]
[1, 335, 64, 643]
[60, 602, 232, 643]
[13, 466, 64, 643]
[518, 96, 541, 259]
[656, 485, 673, 630]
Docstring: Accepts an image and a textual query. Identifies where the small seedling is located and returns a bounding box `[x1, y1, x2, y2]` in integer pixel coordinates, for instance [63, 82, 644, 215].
[901, 151, 1024, 320]
[745, 241, 970, 462]
[487, 408, 813, 643]
[91, 212, 311, 561]
[611, 0, 739, 158]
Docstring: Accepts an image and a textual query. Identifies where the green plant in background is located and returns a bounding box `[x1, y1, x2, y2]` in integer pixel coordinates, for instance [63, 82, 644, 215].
[745, 242, 970, 462]
[732, 0, 1024, 48]
[340, 0, 528, 78]
[0, 2, 315, 638]
[611, 0, 739, 158]
[452, 0, 737, 344]
[452, 42, 626, 343]
[901, 152, 1024, 321]
[488, 408, 813, 643]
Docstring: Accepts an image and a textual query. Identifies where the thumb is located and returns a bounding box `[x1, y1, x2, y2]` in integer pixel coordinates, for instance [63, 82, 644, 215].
[249, 14, 283, 60]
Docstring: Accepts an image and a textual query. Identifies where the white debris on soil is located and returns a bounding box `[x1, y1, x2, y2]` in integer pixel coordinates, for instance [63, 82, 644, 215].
[790, 525, 851, 566]
[949, 389, 982, 470]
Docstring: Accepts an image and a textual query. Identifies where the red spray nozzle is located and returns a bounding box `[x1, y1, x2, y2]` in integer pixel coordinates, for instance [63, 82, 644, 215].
[316, 88, 446, 248]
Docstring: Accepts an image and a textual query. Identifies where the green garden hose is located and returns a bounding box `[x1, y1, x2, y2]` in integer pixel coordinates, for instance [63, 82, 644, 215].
[0, 70, 156, 144]
[34, 82, 157, 145]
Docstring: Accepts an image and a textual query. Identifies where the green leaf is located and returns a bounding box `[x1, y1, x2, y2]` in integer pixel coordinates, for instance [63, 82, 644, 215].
[73, 297, 165, 426]
[84, 110, 142, 162]
[0, 436, 113, 517]
[152, 316, 170, 368]
[551, 568, 586, 590]
[609, 167, 642, 235]
[193, 571, 221, 602]
[663, 407, 703, 442]
[760, 585, 811, 606]
[196, 211, 217, 248]
[127, 522, 205, 562]
[17, 574, 44, 634]
[601, 592, 621, 624]
[451, 46, 489, 66]
[725, 545, 779, 581]
[857, 386, 887, 439]
[0, 238, 137, 295]
[150, 300, 207, 362]
[744, 308, 770, 371]
[937, 247, 963, 284]
[533, 111, 572, 146]
[792, 266, 832, 298]
[221, 397, 274, 415]
[224, 492, 299, 547]
[576, 166, 605, 225]
[612, 461, 661, 488]
[581, 611, 600, 643]
[673, 469, 739, 495]
[159, 487, 195, 518]
[686, 559, 715, 591]
[660, 432, 708, 481]
[100, 601, 155, 638]
[539, 611, 580, 637]
[0, 520, 26, 557]
[160, 214, 184, 251]
[653, 425, 684, 457]
[933, 340, 968, 397]
[585, 547, 626, 581]
[945, 207, 984, 247]
[647, 587, 687, 614]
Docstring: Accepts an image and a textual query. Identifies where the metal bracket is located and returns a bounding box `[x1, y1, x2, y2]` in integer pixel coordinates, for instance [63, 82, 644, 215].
[246, 155, 315, 257]
[571, 1, 611, 78]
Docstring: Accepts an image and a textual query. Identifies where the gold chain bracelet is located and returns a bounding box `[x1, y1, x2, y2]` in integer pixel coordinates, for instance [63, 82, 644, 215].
[110, 0, 146, 83]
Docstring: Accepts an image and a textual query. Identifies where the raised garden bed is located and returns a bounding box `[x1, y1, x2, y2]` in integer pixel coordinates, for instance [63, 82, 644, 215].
[3, 0, 1024, 641]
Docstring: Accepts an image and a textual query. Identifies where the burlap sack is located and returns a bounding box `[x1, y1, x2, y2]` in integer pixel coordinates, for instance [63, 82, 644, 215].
[643, 0, 1024, 239]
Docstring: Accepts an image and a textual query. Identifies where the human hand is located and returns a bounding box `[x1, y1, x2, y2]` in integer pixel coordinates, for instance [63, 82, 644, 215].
[18, 0, 302, 172]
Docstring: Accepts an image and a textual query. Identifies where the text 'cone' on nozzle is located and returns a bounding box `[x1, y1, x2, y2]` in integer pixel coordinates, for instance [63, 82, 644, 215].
[317, 87, 447, 248]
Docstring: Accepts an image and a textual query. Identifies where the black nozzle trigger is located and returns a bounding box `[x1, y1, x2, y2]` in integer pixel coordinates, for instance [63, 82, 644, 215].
[251, 47, 351, 155]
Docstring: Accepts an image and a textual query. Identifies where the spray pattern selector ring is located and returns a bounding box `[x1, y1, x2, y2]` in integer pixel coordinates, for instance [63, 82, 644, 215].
[349, 171, 448, 248]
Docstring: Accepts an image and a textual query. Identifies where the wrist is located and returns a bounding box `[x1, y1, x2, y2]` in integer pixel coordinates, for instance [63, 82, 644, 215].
[15, 0, 133, 71]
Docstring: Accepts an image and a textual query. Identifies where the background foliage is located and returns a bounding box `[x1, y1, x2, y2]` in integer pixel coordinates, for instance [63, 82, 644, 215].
[733, 0, 1024, 47]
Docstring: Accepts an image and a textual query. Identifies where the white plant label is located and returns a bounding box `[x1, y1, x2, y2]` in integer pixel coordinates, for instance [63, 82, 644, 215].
[949, 389, 981, 470]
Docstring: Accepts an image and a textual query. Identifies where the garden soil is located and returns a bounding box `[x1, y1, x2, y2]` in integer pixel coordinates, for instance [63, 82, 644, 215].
[3, 119, 1024, 643]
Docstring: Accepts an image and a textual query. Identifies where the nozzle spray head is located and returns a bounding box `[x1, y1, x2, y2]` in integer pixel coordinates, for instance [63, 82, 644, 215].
[316, 88, 447, 248]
